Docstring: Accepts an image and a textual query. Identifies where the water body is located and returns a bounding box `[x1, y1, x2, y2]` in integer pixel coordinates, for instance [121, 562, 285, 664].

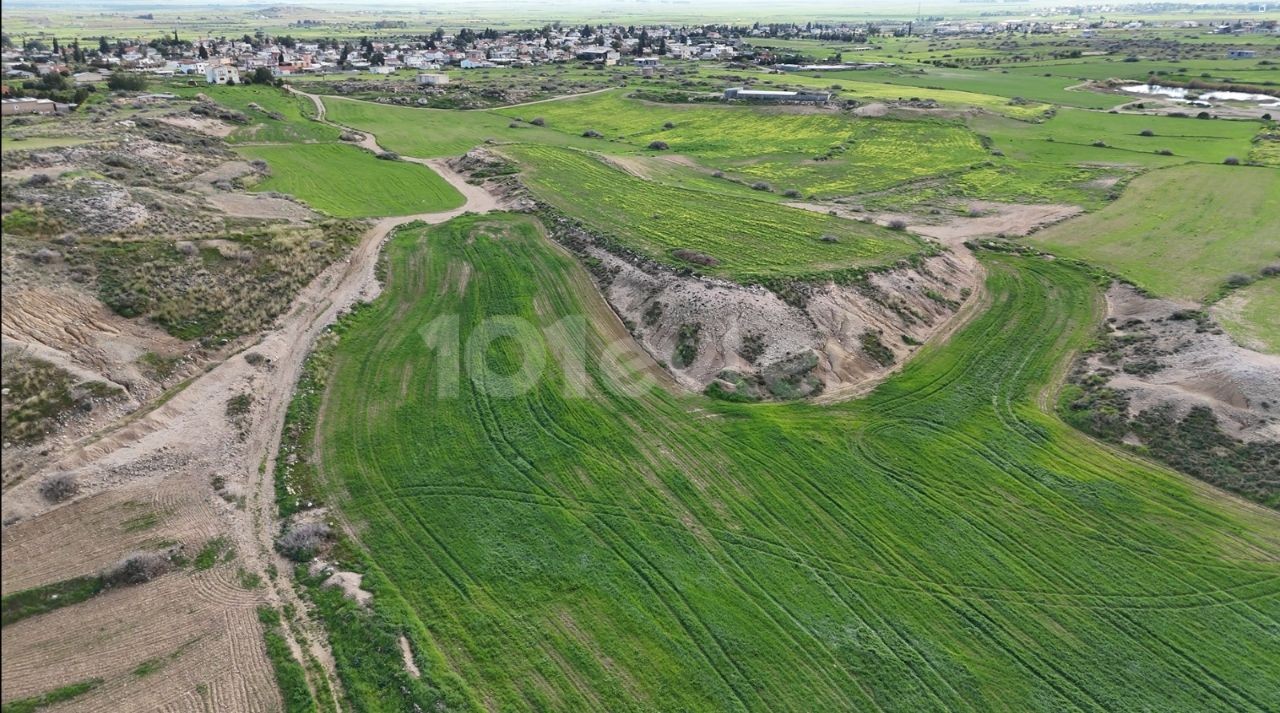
[1120, 83, 1280, 107]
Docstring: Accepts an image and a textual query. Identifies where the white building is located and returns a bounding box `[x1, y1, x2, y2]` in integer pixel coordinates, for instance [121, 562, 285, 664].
[417, 73, 450, 85]
[205, 65, 240, 84]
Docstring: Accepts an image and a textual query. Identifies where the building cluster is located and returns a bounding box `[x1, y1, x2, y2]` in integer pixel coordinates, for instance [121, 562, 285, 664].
[2, 25, 752, 85]
[3, 16, 1273, 89]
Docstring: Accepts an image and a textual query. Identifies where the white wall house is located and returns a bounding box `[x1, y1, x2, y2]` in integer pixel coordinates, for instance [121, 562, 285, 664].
[205, 65, 240, 84]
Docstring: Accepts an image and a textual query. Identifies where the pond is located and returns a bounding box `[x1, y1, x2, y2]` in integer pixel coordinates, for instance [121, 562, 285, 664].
[1120, 83, 1280, 107]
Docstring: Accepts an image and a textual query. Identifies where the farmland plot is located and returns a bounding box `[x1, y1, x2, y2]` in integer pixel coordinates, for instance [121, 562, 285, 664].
[501, 144, 921, 280]
[238, 143, 464, 218]
[306, 214, 1280, 713]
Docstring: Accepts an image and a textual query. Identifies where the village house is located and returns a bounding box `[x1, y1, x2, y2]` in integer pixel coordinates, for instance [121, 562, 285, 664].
[723, 87, 831, 104]
[205, 64, 240, 84]
[1, 97, 57, 115]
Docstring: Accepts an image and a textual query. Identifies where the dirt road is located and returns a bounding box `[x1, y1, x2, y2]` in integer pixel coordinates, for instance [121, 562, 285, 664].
[1, 105, 504, 708]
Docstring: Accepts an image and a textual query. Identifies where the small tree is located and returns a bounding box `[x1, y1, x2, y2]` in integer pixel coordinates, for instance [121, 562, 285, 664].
[251, 67, 274, 85]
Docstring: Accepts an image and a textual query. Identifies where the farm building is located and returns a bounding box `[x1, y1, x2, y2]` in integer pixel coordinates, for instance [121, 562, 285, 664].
[634, 57, 661, 67]
[0, 97, 56, 116]
[205, 65, 240, 84]
[722, 87, 831, 104]
[1227, 49, 1257, 59]
[417, 73, 450, 85]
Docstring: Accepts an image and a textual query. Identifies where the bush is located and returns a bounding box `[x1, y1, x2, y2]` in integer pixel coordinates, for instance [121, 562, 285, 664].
[663, 121, 676, 129]
[1223, 156, 1240, 165]
[39, 473, 78, 503]
[276, 522, 331, 562]
[1091, 140, 1107, 148]
[376, 151, 400, 161]
[1139, 129, 1155, 137]
[529, 117, 545, 126]
[782, 189, 801, 198]
[647, 140, 669, 150]
[106, 71, 147, 92]
[750, 181, 771, 192]
[1225, 273, 1253, 287]
[582, 129, 603, 138]
[103, 552, 169, 586]
[887, 219, 908, 231]
[671, 248, 719, 266]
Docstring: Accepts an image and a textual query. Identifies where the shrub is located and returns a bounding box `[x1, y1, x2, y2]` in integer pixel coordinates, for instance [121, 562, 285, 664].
[887, 219, 908, 231]
[103, 552, 169, 586]
[1223, 156, 1240, 165]
[529, 117, 545, 126]
[750, 181, 771, 192]
[860, 330, 895, 367]
[782, 189, 801, 198]
[1156, 149, 1174, 155]
[244, 352, 268, 366]
[376, 151, 399, 161]
[663, 121, 676, 129]
[106, 71, 147, 92]
[1139, 129, 1155, 137]
[1225, 273, 1253, 288]
[1091, 140, 1107, 148]
[647, 140, 669, 150]
[582, 129, 603, 138]
[276, 522, 331, 562]
[39, 473, 78, 503]
[671, 248, 719, 266]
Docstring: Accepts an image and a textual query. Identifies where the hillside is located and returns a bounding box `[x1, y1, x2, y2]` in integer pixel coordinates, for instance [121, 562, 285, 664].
[295, 214, 1280, 711]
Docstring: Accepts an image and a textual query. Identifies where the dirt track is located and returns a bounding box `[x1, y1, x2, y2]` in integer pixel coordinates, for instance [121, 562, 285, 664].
[1, 101, 503, 709]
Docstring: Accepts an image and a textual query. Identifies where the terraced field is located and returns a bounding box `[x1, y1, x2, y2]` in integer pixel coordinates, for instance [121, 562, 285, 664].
[501, 144, 920, 280]
[307, 214, 1280, 712]
[238, 143, 464, 217]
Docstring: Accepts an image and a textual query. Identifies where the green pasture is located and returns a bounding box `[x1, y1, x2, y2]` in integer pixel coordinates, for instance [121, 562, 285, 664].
[320, 96, 603, 156]
[237, 143, 463, 217]
[1029, 164, 1280, 302]
[501, 144, 920, 280]
[304, 213, 1280, 712]
[1214, 279, 1280, 354]
[170, 83, 339, 144]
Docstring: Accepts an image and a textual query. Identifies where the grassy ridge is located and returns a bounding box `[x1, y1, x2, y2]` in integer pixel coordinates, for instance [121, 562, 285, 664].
[502, 144, 920, 280]
[237, 143, 464, 217]
[173, 84, 339, 144]
[311, 214, 1280, 711]
[1030, 163, 1280, 301]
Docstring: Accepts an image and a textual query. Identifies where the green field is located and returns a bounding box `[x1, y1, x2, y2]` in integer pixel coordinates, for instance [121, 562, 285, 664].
[1030, 164, 1280, 301]
[1214, 279, 1280, 355]
[502, 144, 919, 280]
[302, 213, 1280, 712]
[321, 96, 603, 157]
[976, 108, 1261, 167]
[493, 90, 1000, 196]
[237, 143, 464, 217]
